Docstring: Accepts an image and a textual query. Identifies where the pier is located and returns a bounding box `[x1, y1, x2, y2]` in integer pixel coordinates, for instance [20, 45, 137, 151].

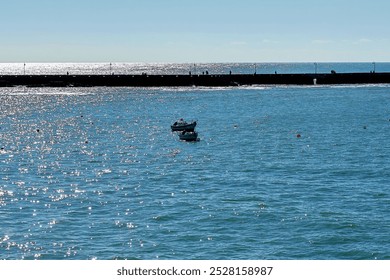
[1, 72, 390, 87]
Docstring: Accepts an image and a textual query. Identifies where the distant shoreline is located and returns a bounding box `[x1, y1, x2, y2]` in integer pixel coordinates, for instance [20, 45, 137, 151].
[1, 72, 390, 87]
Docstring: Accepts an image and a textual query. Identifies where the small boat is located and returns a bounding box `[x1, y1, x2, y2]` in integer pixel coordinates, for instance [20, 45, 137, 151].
[179, 131, 199, 142]
[171, 119, 197, 132]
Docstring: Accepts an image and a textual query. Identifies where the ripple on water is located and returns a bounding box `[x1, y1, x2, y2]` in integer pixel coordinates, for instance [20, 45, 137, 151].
[1, 85, 390, 259]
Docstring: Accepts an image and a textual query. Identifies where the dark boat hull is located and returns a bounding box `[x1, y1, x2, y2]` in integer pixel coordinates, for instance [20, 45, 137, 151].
[179, 131, 199, 142]
[171, 121, 197, 132]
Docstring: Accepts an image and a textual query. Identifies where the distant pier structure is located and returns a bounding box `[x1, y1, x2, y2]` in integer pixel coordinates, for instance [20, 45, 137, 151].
[1, 72, 390, 87]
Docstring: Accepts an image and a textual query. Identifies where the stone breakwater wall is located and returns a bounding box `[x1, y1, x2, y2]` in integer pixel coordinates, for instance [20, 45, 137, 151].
[1, 73, 390, 87]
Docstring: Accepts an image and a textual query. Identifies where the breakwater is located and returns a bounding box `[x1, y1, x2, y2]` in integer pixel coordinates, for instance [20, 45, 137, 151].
[1, 72, 390, 87]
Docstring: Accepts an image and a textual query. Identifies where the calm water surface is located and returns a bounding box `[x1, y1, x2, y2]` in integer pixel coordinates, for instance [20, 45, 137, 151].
[1, 82, 390, 259]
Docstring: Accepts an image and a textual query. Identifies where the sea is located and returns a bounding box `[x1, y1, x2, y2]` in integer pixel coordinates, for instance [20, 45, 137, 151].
[0, 63, 389, 260]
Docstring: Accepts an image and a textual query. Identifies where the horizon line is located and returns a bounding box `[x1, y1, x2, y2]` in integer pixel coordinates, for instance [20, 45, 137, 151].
[0, 61, 389, 64]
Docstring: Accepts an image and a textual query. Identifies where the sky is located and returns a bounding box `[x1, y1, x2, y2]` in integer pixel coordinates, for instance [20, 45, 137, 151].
[1, 0, 390, 63]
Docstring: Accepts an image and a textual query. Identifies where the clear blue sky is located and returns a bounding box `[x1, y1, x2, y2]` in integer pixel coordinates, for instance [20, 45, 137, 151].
[1, 0, 389, 62]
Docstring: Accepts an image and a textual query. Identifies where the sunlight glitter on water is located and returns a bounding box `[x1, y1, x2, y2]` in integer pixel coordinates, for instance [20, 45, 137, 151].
[1, 80, 390, 259]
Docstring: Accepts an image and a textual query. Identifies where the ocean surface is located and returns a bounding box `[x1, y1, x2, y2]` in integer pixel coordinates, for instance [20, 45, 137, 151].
[0, 63, 389, 260]
[1, 62, 390, 75]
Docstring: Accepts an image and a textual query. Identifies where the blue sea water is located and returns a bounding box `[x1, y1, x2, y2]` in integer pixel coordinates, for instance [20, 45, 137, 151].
[0, 63, 390, 260]
[1, 62, 390, 75]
